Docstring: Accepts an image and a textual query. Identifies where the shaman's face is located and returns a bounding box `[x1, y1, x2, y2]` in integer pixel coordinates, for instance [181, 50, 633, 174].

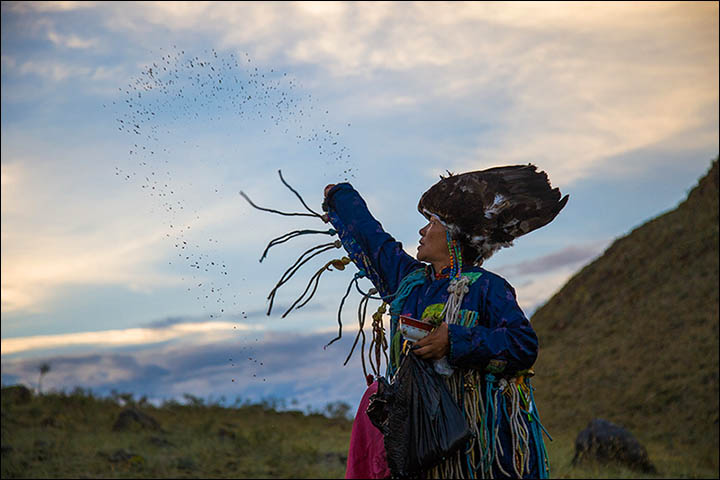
[417, 215, 451, 268]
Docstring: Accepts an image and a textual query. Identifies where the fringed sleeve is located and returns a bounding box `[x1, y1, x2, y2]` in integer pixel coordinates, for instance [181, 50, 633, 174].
[323, 183, 423, 299]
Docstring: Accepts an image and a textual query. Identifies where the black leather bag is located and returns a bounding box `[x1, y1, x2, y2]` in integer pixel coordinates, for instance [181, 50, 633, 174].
[367, 352, 472, 477]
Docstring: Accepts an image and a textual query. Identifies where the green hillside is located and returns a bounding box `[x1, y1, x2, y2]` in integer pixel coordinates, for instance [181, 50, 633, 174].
[530, 158, 719, 474]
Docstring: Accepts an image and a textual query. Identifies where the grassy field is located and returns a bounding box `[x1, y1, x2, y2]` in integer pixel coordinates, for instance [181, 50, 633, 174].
[544, 430, 718, 479]
[1, 387, 351, 479]
[2, 386, 718, 479]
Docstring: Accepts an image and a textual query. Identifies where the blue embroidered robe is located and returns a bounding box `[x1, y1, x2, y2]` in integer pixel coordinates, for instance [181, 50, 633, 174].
[324, 182, 548, 479]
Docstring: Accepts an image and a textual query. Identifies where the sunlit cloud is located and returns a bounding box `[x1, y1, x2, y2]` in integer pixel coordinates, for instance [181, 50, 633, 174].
[0, 321, 259, 355]
[0, 223, 182, 313]
[47, 30, 98, 49]
[1, 158, 181, 312]
[0, 148, 313, 314]
[0, 161, 20, 190]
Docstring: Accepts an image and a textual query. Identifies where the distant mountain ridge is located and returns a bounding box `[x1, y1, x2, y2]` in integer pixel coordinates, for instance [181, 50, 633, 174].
[530, 158, 719, 466]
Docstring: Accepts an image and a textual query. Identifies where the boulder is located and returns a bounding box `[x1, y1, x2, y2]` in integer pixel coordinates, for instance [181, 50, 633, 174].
[2, 385, 32, 405]
[112, 408, 160, 432]
[572, 418, 657, 473]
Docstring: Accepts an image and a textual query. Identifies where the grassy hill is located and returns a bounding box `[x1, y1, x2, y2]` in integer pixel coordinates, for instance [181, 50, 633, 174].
[530, 158, 719, 476]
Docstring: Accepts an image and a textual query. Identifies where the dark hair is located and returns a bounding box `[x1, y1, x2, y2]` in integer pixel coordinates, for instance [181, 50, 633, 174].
[457, 239, 483, 266]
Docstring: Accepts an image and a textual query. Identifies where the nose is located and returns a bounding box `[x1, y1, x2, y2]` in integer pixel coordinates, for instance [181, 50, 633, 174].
[419, 224, 428, 236]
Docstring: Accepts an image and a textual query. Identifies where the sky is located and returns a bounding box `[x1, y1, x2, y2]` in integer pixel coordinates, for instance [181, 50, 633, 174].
[1, 1, 718, 411]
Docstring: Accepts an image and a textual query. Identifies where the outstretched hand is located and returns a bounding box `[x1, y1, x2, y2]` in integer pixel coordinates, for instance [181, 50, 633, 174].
[321, 184, 336, 223]
[413, 322, 450, 360]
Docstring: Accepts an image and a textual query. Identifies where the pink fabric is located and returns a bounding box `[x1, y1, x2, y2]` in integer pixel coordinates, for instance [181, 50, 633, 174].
[345, 381, 390, 479]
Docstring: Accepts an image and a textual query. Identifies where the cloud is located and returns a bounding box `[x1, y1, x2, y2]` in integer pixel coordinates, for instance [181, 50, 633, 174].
[14, 58, 92, 82]
[514, 267, 586, 318]
[488, 241, 609, 315]
[0, 150, 305, 314]
[495, 242, 606, 278]
[2, 353, 171, 389]
[84, 1, 717, 185]
[0, 161, 20, 190]
[47, 30, 98, 49]
[6, 1, 98, 13]
[5, 2, 716, 184]
[1, 289, 358, 356]
[1, 329, 372, 410]
[1, 56, 125, 87]
[0, 320, 259, 356]
[140, 301, 329, 329]
[0, 188, 184, 313]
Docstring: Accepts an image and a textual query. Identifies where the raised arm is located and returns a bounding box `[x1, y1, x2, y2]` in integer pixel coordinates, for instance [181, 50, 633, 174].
[323, 183, 423, 298]
[446, 274, 538, 374]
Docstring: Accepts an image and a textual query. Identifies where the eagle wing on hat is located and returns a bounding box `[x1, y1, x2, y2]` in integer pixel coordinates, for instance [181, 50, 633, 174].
[418, 164, 569, 260]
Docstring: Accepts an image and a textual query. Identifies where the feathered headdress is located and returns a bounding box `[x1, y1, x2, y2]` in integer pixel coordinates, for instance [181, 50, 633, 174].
[418, 164, 569, 263]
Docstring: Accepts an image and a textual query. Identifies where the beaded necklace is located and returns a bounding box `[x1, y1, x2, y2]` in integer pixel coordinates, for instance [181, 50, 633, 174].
[446, 230, 463, 279]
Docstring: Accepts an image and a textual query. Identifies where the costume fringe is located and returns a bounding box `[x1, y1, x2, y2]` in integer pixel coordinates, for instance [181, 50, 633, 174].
[384, 269, 551, 478]
[424, 370, 549, 479]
